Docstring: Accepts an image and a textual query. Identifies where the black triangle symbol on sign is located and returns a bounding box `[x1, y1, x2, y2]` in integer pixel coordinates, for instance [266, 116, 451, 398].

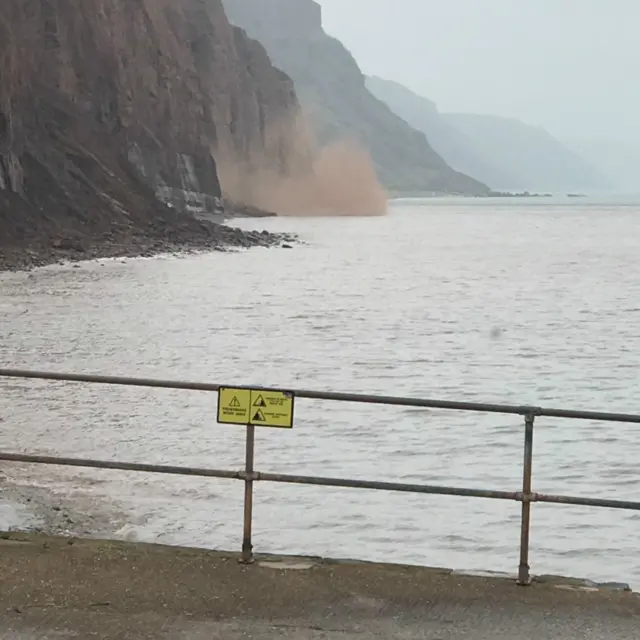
[229, 396, 241, 408]
[253, 395, 267, 407]
[253, 409, 266, 422]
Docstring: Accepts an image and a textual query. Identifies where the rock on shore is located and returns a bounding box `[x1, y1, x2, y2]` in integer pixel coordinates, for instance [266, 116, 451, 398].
[0, 215, 295, 272]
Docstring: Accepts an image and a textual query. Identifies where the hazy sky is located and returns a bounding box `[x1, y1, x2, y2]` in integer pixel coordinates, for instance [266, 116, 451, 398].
[316, 0, 640, 143]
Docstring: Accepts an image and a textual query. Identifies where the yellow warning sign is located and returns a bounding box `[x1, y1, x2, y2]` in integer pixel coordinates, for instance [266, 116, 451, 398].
[217, 388, 251, 424]
[217, 387, 294, 429]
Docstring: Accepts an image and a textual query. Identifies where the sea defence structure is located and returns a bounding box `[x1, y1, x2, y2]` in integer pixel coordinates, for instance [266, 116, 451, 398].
[1, 368, 640, 637]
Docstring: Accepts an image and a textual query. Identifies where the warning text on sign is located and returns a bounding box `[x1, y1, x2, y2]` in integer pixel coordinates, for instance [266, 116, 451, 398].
[217, 387, 294, 429]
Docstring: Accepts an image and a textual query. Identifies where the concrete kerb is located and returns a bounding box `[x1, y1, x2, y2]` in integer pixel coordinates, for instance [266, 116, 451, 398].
[0, 530, 634, 594]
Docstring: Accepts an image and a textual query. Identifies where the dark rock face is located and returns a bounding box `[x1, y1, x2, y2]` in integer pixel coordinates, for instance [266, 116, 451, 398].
[222, 0, 490, 195]
[0, 0, 302, 257]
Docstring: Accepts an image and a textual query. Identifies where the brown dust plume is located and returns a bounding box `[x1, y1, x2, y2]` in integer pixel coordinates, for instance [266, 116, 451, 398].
[217, 113, 388, 216]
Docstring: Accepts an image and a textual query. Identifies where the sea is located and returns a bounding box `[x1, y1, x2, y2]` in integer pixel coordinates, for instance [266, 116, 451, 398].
[1, 195, 640, 586]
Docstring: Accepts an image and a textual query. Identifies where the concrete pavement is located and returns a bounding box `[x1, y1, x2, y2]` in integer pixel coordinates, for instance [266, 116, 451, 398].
[1, 533, 639, 639]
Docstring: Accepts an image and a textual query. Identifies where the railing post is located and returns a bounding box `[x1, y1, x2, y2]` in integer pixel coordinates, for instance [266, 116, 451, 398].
[241, 424, 255, 564]
[517, 412, 535, 585]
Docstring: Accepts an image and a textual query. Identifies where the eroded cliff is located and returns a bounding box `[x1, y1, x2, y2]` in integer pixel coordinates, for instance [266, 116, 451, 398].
[0, 0, 302, 261]
[222, 0, 490, 196]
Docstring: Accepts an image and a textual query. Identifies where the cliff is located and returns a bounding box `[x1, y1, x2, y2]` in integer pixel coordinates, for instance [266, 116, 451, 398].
[445, 114, 611, 193]
[221, 0, 490, 196]
[366, 77, 517, 190]
[367, 76, 611, 194]
[0, 0, 302, 259]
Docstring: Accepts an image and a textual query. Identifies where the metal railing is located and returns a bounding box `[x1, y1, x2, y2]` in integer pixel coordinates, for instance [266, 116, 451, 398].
[1, 367, 640, 586]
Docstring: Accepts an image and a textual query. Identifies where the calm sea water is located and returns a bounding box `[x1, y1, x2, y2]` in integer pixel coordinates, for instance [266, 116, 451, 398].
[1, 197, 640, 585]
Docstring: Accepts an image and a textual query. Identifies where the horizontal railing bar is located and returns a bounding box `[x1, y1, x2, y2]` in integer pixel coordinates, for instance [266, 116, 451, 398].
[0, 452, 520, 501]
[256, 471, 520, 500]
[4, 452, 640, 511]
[0, 369, 223, 393]
[256, 474, 640, 510]
[534, 492, 640, 511]
[1, 367, 640, 423]
[537, 408, 640, 423]
[0, 452, 242, 480]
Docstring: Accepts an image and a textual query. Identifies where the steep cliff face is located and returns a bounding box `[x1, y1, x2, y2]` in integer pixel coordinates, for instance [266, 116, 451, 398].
[367, 76, 613, 193]
[0, 0, 301, 250]
[366, 76, 517, 190]
[222, 0, 489, 195]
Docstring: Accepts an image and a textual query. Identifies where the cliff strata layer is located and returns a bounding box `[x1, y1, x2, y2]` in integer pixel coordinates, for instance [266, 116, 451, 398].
[0, 0, 302, 269]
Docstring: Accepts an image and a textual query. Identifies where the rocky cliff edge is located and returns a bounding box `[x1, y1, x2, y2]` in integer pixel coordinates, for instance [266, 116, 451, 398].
[0, 0, 302, 266]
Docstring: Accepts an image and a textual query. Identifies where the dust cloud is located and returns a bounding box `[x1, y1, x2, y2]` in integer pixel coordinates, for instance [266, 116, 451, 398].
[218, 114, 388, 216]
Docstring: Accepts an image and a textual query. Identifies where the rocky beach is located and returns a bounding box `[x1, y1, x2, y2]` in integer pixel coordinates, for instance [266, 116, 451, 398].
[0, 212, 295, 273]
